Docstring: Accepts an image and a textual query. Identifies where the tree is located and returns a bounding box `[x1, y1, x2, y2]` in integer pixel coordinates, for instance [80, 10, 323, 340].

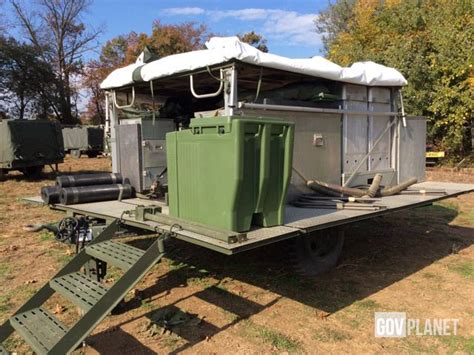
[0, 36, 57, 119]
[11, 0, 101, 124]
[316, 0, 474, 155]
[82, 21, 211, 123]
[238, 31, 269, 52]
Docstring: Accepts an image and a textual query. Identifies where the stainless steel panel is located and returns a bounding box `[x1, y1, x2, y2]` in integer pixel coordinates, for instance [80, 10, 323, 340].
[240, 108, 342, 199]
[368, 87, 391, 103]
[342, 84, 367, 102]
[342, 169, 396, 187]
[117, 124, 142, 191]
[143, 138, 168, 188]
[399, 116, 426, 182]
[369, 102, 392, 171]
[343, 100, 368, 173]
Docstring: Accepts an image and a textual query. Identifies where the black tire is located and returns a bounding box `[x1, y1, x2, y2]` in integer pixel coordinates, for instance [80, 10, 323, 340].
[86, 151, 99, 158]
[71, 150, 81, 159]
[289, 228, 345, 277]
[21, 165, 44, 178]
[0, 168, 6, 181]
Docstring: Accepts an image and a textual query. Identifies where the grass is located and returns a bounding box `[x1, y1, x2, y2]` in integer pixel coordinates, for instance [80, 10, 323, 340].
[0, 294, 10, 314]
[0, 262, 10, 279]
[39, 231, 54, 242]
[354, 299, 380, 310]
[243, 320, 301, 352]
[313, 327, 352, 342]
[439, 335, 474, 354]
[448, 261, 474, 280]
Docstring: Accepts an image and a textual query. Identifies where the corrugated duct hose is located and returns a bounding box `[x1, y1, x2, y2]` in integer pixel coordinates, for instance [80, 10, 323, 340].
[306, 176, 418, 198]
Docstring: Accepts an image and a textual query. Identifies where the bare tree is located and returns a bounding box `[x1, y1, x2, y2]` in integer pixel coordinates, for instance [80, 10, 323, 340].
[11, 0, 101, 123]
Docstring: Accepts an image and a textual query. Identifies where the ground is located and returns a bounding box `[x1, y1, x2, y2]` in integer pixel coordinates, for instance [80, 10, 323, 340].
[0, 157, 473, 354]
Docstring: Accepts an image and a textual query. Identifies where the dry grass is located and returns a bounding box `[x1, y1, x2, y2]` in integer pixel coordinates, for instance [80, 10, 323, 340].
[0, 158, 473, 354]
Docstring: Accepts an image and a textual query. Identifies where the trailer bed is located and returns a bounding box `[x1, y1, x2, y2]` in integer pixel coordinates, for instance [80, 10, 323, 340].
[26, 181, 474, 255]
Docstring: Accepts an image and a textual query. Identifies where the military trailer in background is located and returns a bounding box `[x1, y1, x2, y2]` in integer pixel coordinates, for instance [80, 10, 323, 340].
[0, 119, 64, 178]
[1, 38, 474, 354]
[62, 125, 104, 158]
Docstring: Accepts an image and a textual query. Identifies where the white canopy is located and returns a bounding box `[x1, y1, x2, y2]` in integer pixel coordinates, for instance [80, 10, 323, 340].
[100, 36, 407, 90]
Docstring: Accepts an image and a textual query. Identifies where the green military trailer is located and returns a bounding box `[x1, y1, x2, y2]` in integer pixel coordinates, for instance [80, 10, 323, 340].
[1, 37, 474, 354]
[62, 125, 104, 158]
[0, 119, 64, 179]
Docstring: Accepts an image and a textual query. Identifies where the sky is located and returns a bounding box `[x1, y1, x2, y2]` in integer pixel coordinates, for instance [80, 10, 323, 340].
[81, 0, 329, 59]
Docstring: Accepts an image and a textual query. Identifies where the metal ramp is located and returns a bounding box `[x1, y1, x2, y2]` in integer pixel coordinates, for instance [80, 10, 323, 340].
[0, 220, 166, 354]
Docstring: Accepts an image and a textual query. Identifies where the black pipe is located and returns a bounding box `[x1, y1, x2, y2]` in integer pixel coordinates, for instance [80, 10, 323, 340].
[59, 184, 133, 205]
[56, 173, 124, 188]
[41, 186, 60, 204]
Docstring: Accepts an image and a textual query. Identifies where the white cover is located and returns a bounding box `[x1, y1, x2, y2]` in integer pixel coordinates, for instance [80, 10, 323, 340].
[100, 36, 407, 89]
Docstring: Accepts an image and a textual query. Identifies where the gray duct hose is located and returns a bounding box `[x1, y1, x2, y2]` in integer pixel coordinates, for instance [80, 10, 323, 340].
[364, 173, 383, 198]
[307, 179, 367, 197]
[23, 223, 58, 233]
[379, 177, 418, 197]
[305, 181, 343, 197]
[307, 176, 417, 198]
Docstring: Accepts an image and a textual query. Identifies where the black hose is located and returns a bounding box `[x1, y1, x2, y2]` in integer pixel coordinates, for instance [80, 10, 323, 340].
[56, 173, 124, 188]
[59, 184, 133, 205]
[41, 185, 60, 204]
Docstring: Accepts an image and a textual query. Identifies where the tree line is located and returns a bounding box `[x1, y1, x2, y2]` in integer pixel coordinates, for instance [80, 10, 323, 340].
[0, 0, 267, 124]
[1, 0, 471, 155]
[316, 0, 473, 155]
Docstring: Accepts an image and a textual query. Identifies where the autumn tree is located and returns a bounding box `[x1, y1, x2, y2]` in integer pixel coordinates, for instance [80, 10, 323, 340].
[83, 21, 211, 123]
[238, 31, 268, 52]
[11, 0, 101, 124]
[316, 0, 473, 155]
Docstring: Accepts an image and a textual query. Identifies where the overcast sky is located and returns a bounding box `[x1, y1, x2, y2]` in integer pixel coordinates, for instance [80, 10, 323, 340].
[83, 0, 328, 58]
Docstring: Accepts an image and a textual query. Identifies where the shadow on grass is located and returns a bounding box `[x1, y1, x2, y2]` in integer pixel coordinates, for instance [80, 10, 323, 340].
[97, 203, 473, 353]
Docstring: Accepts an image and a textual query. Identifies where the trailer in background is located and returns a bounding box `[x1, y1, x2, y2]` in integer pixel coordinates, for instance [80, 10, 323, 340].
[62, 125, 104, 158]
[0, 119, 64, 178]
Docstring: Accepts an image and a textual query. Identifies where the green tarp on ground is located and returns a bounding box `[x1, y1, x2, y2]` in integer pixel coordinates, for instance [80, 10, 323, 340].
[62, 126, 104, 151]
[0, 119, 64, 168]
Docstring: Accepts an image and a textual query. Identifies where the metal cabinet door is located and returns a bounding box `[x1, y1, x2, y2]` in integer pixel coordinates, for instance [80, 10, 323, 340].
[343, 100, 368, 173]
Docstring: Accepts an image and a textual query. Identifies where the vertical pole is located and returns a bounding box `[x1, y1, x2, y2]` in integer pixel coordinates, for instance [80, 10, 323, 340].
[109, 92, 120, 173]
[223, 66, 238, 116]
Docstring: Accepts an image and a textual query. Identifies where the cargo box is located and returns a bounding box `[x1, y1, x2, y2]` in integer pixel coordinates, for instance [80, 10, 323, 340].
[167, 116, 294, 232]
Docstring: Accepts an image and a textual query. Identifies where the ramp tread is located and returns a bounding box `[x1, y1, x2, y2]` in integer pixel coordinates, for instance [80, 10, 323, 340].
[50, 272, 109, 311]
[10, 307, 68, 354]
[85, 240, 145, 271]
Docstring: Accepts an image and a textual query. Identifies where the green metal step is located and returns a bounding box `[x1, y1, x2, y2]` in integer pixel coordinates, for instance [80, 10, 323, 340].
[10, 307, 68, 354]
[50, 272, 109, 312]
[85, 241, 145, 271]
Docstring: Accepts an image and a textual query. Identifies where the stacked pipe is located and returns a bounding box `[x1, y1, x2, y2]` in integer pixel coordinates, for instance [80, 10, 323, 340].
[40, 173, 133, 205]
[292, 174, 419, 210]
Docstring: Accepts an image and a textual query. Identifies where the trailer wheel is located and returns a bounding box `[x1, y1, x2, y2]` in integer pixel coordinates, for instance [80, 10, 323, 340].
[87, 151, 99, 158]
[21, 165, 44, 178]
[0, 168, 6, 181]
[289, 228, 344, 277]
[71, 149, 81, 159]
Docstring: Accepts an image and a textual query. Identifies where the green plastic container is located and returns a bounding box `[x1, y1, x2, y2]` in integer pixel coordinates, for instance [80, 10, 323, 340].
[167, 116, 294, 232]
